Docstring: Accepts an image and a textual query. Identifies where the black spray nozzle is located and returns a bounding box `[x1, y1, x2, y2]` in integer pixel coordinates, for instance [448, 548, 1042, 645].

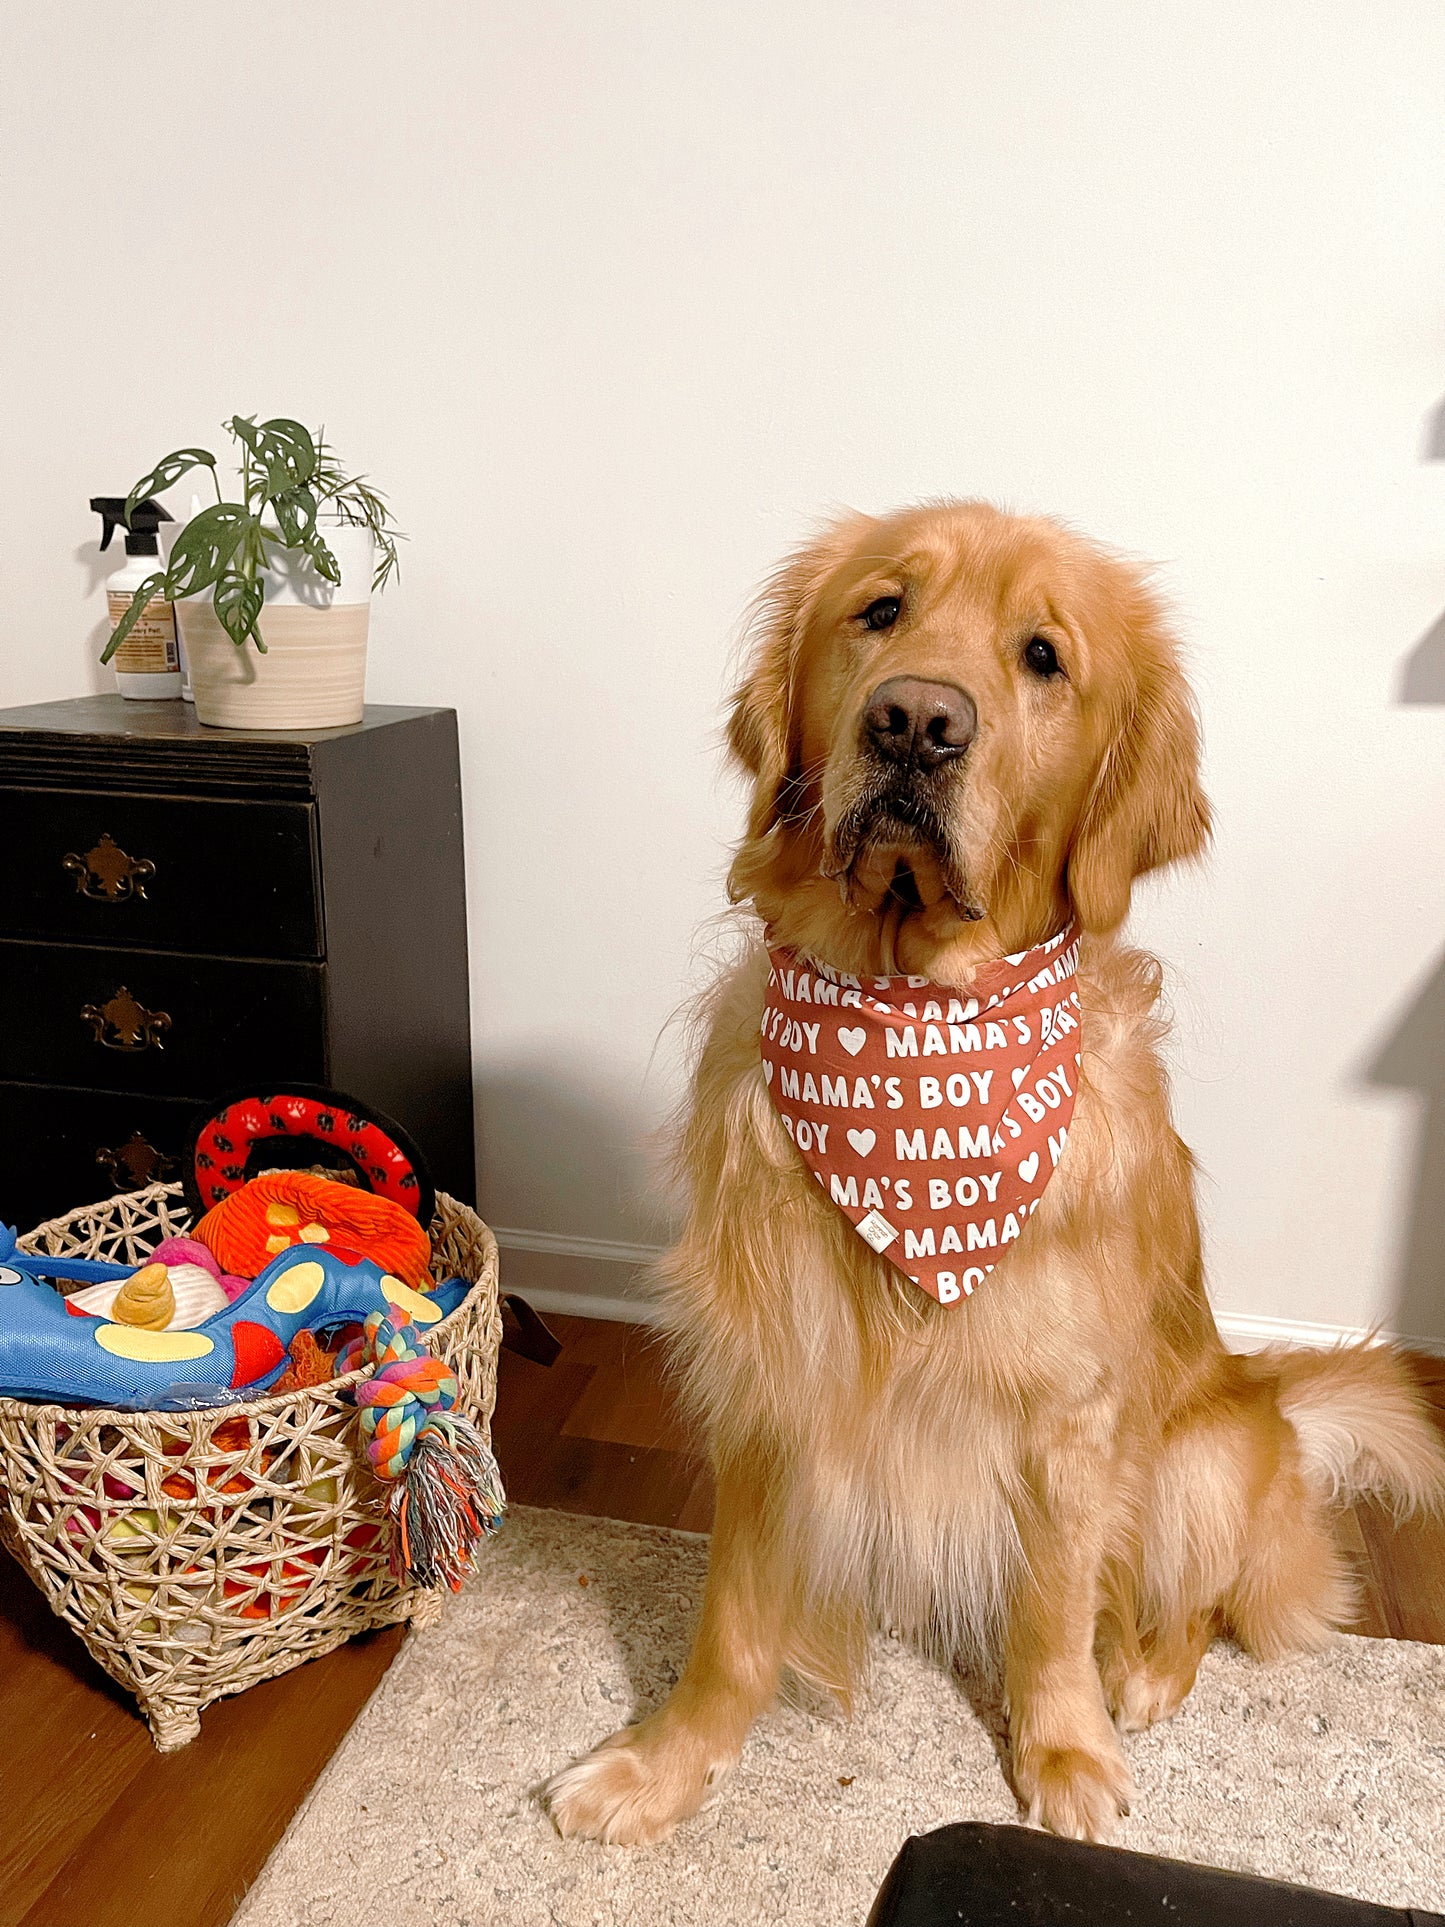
[91, 496, 173, 557]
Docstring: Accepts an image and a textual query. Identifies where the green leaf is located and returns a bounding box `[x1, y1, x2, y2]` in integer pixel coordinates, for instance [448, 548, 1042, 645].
[304, 437, 403, 593]
[269, 485, 317, 548]
[123, 449, 216, 523]
[164, 503, 253, 599]
[214, 570, 265, 651]
[228, 416, 317, 497]
[304, 529, 341, 585]
[99, 573, 166, 664]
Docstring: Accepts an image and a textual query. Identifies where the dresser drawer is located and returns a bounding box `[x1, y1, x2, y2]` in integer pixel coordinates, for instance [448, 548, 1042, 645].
[0, 787, 322, 959]
[0, 940, 326, 1098]
[0, 1082, 198, 1227]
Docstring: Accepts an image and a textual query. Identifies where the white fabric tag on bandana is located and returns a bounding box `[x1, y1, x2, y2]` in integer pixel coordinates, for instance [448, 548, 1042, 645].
[856, 1208, 899, 1253]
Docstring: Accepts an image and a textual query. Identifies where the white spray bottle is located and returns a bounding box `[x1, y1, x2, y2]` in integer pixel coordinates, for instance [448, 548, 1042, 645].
[91, 495, 182, 700]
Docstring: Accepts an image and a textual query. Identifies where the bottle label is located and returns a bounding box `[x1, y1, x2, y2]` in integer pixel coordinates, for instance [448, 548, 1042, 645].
[107, 589, 179, 674]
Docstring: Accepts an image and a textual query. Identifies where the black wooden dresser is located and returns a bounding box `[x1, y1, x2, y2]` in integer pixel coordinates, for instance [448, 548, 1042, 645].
[0, 696, 474, 1227]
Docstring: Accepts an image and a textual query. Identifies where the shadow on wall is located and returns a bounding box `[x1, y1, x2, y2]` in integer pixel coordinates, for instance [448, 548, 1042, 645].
[1400, 395, 1445, 701]
[1372, 394, 1445, 1343]
[1401, 611, 1445, 703]
[474, 1066, 676, 1254]
[1370, 955, 1445, 1347]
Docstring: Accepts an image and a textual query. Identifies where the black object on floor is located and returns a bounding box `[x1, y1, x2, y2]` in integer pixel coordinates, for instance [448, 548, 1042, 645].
[501, 1292, 563, 1366]
[865, 1823, 1445, 1927]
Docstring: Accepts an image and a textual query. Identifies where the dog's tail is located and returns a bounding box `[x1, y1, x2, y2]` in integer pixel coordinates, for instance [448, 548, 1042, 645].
[1206, 1342, 1445, 1660]
[1258, 1341, 1445, 1518]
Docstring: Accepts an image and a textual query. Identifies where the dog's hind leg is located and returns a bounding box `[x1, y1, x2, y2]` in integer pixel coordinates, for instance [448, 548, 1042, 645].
[1096, 1536, 1218, 1732]
[1221, 1436, 1357, 1659]
[1101, 1606, 1217, 1732]
[546, 1455, 791, 1845]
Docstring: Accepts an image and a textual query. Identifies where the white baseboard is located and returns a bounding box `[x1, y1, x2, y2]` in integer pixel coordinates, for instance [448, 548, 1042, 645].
[492, 1228, 1445, 1356]
[514, 1282, 663, 1324]
[1212, 1314, 1443, 1357]
[491, 1225, 663, 1267]
[1211, 1310, 1370, 1353]
[491, 1228, 662, 1326]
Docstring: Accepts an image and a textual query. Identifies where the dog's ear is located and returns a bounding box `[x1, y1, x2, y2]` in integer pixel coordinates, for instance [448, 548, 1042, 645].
[727, 514, 872, 846]
[725, 562, 797, 845]
[1067, 587, 1211, 934]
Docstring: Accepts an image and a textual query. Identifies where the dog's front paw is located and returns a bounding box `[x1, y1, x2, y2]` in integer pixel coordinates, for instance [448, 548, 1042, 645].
[1013, 1741, 1134, 1842]
[545, 1721, 730, 1845]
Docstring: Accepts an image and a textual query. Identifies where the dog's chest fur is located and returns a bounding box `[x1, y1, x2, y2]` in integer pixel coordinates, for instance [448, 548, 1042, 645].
[657, 939, 1164, 1651]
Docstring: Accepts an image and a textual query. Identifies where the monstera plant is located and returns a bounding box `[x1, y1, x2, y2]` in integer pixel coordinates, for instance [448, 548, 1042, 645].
[101, 416, 401, 662]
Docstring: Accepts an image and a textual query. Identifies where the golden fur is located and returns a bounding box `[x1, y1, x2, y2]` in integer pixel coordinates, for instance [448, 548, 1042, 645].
[546, 502, 1445, 1845]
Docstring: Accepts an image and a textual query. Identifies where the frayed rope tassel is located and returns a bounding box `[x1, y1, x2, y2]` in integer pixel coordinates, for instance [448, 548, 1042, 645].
[339, 1310, 505, 1591]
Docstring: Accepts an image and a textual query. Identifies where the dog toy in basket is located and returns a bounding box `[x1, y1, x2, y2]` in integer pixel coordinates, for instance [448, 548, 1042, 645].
[0, 1086, 445, 1403]
[341, 1311, 505, 1589]
[186, 1084, 505, 1586]
[0, 1082, 504, 1585]
[0, 1239, 469, 1406]
[0, 1084, 504, 1757]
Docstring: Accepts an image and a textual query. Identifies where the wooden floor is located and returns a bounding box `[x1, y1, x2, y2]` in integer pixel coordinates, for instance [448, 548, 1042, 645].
[1, 1318, 1441, 1927]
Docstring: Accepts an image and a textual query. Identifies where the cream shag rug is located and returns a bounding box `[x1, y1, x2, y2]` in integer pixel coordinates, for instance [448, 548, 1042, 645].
[236, 1507, 1445, 1926]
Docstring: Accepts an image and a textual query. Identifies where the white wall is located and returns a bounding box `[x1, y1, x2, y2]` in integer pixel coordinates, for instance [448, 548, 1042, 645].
[4, 3, 1444, 1343]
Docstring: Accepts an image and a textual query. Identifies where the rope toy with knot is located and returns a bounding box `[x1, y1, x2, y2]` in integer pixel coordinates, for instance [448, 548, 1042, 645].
[339, 1311, 504, 1591]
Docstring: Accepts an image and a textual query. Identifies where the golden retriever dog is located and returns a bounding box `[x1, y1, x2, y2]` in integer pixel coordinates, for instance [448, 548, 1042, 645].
[546, 501, 1445, 1845]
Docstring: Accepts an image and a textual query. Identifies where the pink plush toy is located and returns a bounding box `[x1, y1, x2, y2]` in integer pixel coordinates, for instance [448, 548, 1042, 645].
[150, 1237, 251, 1301]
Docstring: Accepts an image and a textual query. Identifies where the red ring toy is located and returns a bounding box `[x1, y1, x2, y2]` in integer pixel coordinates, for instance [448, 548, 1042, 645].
[183, 1086, 435, 1226]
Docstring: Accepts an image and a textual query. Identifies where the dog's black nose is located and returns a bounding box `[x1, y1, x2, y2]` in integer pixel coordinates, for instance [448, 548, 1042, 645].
[863, 677, 976, 771]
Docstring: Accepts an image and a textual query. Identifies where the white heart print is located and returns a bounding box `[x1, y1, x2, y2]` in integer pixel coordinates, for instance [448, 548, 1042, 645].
[846, 1128, 877, 1156]
[762, 1060, 773, 1085]
[837, 1027, 867, 1056]
[1012, 1066, 1028, 1089]
[1018, 1152, 1039, 1182]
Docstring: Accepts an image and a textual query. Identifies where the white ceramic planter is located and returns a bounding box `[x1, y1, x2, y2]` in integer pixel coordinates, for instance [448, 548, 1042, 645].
[178, 524, 375, 731]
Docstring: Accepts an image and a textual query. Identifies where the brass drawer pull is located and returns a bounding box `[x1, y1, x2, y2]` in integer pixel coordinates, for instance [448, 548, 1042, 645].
[80, 986, 171, 1052]
[62, 833, 157, 902]
[96, 1131, 178, 1191]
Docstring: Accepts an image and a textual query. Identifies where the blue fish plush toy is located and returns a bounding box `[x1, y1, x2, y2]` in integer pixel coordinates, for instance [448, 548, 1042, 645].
[0, 1245, 469, 1409]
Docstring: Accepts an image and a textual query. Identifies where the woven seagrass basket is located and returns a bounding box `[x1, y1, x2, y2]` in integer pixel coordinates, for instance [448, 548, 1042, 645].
[0, 1180, 501, 1750]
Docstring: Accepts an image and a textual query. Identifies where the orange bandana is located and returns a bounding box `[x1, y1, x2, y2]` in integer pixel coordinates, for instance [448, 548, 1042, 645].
[761, 925, 1081, 1305]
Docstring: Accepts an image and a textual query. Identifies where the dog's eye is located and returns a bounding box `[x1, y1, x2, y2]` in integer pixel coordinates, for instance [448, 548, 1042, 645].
[1023, 637, 1062, 677]
[860, 596, 901, 631]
